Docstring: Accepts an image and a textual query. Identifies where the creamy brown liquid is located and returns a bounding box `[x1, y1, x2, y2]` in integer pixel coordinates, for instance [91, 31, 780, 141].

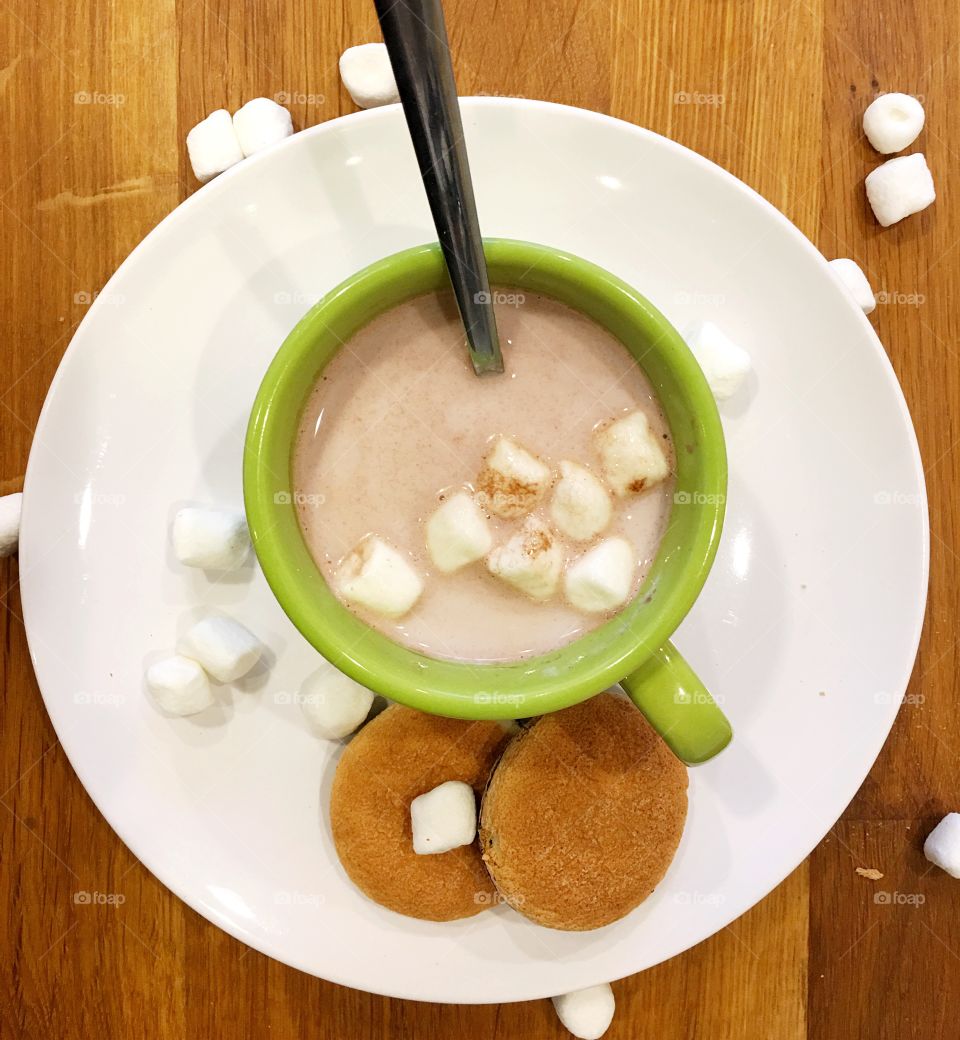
[292, 290, 674, 663]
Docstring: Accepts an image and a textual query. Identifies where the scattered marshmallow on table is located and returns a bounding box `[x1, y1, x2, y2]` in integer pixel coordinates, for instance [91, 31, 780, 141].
[145, 655, 214, 716]
[564, 537, 636, 614]
[551, 984, 616, 1040]
[924, 813, 960, 878]
[595, 411, 670, 496]
[300, 661, 375, 739]
[339, 43, 400, 109]
[684, 320, 752, 401]
[486, 515, 564, 601]
[337, 536, 423, 618]
[828, 258, 877, 315]
[172, 506, 250, 571]
[186, 109, 245, 183]
[865, 153, 935, 227]
[0, 492, 22, 557]
[426, 490, 493, 573]
[179, 615, 263, 682]
[410, 780, 477, 855]
[476, 436, 553, 518]
[863, 92, 925, 155]
[549, 461, 612, 542]
[232, 97, 294, 157]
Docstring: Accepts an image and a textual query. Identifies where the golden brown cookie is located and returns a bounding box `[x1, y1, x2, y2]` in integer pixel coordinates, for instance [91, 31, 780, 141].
[330, 704, 512, 922]
[479, 692, 688, 930]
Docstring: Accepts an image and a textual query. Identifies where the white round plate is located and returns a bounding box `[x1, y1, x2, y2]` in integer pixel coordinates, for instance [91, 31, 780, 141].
[20, 99, 928, 1003]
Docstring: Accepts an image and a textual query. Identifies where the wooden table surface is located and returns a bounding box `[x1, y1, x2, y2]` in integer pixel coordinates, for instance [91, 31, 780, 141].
[1, 0, 958, 1035]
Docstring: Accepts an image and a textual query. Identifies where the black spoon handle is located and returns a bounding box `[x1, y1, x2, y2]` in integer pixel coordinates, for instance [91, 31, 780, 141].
[374, 0, 504, 375]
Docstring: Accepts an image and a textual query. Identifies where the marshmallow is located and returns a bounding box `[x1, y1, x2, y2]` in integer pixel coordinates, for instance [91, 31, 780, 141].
[595, 411, 670, 496]
[410, 780, 477, 855]
[0, 492, 22, 556]
[564, 537, 636, 614]
[684, 321, 752, 401]
[829, 258, 877, 315]
[178, 616, 263, 682]
[863, 93, 925, 155]
[339, 43, 400, 109]
[172, 506, 250, 570]
[476, 436, 552, 518]
[232, 97, 294, 158]
[486, 516, 564, 601]
[924, 813, 960, 878]
[549, 461, 612, 542]
[551, 984, 616, 1040]
[426, 491, 492, 573]
[337, 536, 423, 618]
[299, 661, 374, 739]
[145, 655, 214, 716]
[865, 153, 935, 227]
[186, 109, 244, 183]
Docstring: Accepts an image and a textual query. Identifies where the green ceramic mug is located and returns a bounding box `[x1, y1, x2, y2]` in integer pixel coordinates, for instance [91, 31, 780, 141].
[244, 239, 732, 764]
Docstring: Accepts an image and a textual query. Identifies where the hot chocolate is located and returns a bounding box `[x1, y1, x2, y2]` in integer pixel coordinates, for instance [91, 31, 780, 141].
[292, 289, 674, 662]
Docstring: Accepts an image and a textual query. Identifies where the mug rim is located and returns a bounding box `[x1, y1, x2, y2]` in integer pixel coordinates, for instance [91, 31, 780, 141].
[243, 239, 727, 719]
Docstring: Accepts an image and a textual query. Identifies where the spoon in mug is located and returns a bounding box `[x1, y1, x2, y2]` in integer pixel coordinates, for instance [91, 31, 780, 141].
[373, 0, 504, 375]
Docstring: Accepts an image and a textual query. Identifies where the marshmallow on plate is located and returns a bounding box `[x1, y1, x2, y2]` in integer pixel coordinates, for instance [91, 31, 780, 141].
[145, 655, 214, 716]
[300, 661, 374, 739]
[549, 461, 612, 542]
[476, 436, 552, 518]
[684, 320, 752, 401]
[863, 93, 925, 154]
[0, 492, 22, 556]
[179, 616, 263, 682]
[865, 153, 935, 227]
[487, 515, 564, 601]
[564, 537, 635, 614]
[172, 506, 250, 570]
[595, 411, 670, 496]
[426, 490, 492, 573]
[551, 984, 616, 1040]
[924, 813, 960, 878]
[828, 258, 877, 315]
[337, 536, 423, 618]
[186, 109, 244, 182]
[339, 43, 400, 109]
[233, 97, 293, 157]
[410, 780, 477, 855]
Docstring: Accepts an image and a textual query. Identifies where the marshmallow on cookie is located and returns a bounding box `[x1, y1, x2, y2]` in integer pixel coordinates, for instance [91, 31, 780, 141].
[410, 780, 477, 855]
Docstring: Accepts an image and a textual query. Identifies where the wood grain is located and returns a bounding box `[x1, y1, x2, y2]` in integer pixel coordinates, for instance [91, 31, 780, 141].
[0, 0, 957, 1036]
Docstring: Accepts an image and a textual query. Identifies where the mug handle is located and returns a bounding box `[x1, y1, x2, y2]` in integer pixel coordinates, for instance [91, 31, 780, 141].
[620, 641, 732, 765]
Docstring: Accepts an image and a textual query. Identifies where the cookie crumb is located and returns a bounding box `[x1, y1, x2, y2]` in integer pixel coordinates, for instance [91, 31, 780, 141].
[855, 867, 884, 880]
